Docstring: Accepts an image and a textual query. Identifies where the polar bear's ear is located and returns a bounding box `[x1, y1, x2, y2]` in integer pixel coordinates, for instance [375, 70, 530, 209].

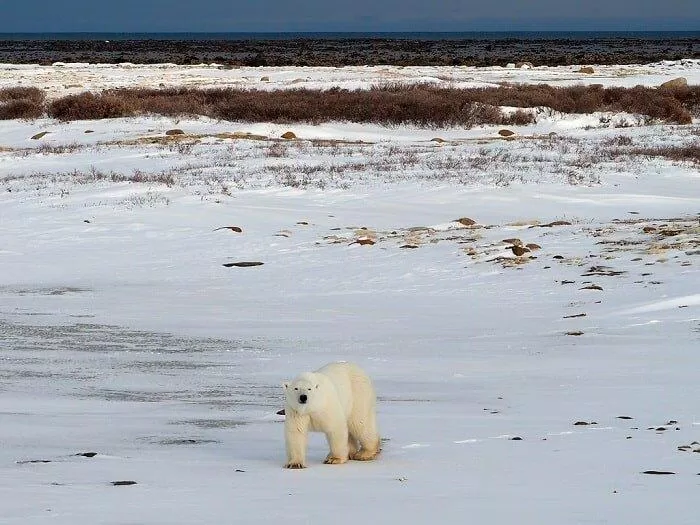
[282, 382, 289, 390]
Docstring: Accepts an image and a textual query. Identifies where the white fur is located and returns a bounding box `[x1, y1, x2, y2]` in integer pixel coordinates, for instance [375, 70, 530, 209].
[282, 362, 380, 469]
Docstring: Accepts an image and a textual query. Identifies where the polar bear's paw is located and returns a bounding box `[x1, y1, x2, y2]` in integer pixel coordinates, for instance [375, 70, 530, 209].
[284, 462, 306, 469]
[323, 454, 349, 465]
[350, 448, 380, 461]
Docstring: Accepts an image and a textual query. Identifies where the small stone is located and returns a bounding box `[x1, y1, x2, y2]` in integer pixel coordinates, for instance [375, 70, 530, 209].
[431, 137, 447, 143]
[510, 436, 523, 441]
[642, 471, 675, 475]
[84, 130, 94, 134]
[400, 244, 419, 249]
[260, 76, 270, 81]
[498, 129, 515, 137]
[111, 481, 138, 486]
[276, 409, 286, 416]
[281, 131, 297, 139]
[658, 77, 687, 90]
[578, 66, 595, 74]
[454, 217, 476, 226]
[617, 416, 633, 420]
[222, 262, 264, 268]
[502, 238, 522, 246]
[213, 226, 243, 233]
[75, 452, 97, 458]
[352, 238, 376, 246]
[538, 221, 572, 228]
[525, 243, 541, 251]
[31, 131, 50, 140]
[566, 331, 584, 336]
[511, 246, 530, 257]
[579, 284, 603, 291]
[165, 129, 185, 136]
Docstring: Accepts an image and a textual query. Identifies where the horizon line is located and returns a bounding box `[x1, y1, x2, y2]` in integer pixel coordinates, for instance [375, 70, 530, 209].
[2, 29, 699, 35]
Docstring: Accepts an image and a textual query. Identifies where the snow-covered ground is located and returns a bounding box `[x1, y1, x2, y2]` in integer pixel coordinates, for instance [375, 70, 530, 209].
[2, 59, 700, 99]
[1, 63, 699, 524]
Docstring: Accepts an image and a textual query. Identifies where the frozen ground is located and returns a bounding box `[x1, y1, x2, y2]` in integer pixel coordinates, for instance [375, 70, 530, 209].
[0, 63, 699, 524]
[1, 59, 700, 99]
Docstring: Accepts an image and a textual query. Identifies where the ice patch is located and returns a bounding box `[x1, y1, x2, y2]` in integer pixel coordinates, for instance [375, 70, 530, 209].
[619, 295, 700, 315]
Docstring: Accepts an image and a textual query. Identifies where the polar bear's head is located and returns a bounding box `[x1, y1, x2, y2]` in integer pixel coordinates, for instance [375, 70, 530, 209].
[283, 372, 321, 414]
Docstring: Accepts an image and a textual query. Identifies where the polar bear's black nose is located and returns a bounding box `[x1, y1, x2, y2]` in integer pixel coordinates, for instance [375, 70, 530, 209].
[299, 394, 308, 404]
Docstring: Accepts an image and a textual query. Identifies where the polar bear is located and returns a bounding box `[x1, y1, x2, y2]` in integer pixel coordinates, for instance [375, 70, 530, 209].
[282, 361, 380, 469]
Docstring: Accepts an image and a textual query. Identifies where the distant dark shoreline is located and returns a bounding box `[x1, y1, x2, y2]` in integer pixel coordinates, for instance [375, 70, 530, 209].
[1, 34, 698, 66]
[2, 31, 700, 41]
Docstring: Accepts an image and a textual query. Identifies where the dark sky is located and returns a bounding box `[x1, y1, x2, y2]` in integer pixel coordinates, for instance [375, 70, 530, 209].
[1, 0, 698, 32]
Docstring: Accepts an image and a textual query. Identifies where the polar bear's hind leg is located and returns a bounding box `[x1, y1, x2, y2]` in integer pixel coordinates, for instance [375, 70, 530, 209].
[349, 410, 381, 461]
[347, 366, 381, 461]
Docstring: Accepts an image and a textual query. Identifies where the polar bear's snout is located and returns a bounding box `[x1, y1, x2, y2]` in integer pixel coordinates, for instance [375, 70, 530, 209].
[299, 394, 308, 404]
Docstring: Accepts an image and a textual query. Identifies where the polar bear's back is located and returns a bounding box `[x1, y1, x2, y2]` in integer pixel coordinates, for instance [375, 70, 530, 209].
[315, 361, 376, 418]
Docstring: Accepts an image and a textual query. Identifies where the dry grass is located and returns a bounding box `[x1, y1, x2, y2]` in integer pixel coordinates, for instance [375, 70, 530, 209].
[47, 92, 133, 121]
[467, 84, 697, 124]
[40, 84, 700, 126]
[47, 85, 527, 127]
[0, 87, 45, 119]
[629, 143, 700, 164]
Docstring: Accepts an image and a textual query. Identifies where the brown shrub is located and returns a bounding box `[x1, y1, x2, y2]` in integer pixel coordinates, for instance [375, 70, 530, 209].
[105, 87, 212, 117]
[0, 99, 44, 119]
[667, 85, 700, 118]
[504, 109, 533, 126]
[0, 86, 45, 104]
[0, 87, 46, 119]
[464, 84, 693, 124]
[48, 92, 134, 120]
[41, 84, 700, 126]
[630, 143, 700, 164]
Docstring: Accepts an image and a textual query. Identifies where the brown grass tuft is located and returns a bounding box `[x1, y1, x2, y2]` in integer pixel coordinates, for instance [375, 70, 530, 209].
[0, 87, 46, 119]
[47, 92, 134, 120]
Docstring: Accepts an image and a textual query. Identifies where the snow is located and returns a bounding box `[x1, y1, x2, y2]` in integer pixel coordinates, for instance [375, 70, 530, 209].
[1, 62, 699, 524]
[2, 59, 700, 99]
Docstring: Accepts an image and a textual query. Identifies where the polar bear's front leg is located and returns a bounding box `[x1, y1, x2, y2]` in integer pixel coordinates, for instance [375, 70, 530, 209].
[284, 413, 309, 469]
[323, 419, 350, 465]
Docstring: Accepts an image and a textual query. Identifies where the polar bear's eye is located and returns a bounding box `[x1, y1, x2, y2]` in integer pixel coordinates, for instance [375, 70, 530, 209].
[294, 387, 298, 391]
